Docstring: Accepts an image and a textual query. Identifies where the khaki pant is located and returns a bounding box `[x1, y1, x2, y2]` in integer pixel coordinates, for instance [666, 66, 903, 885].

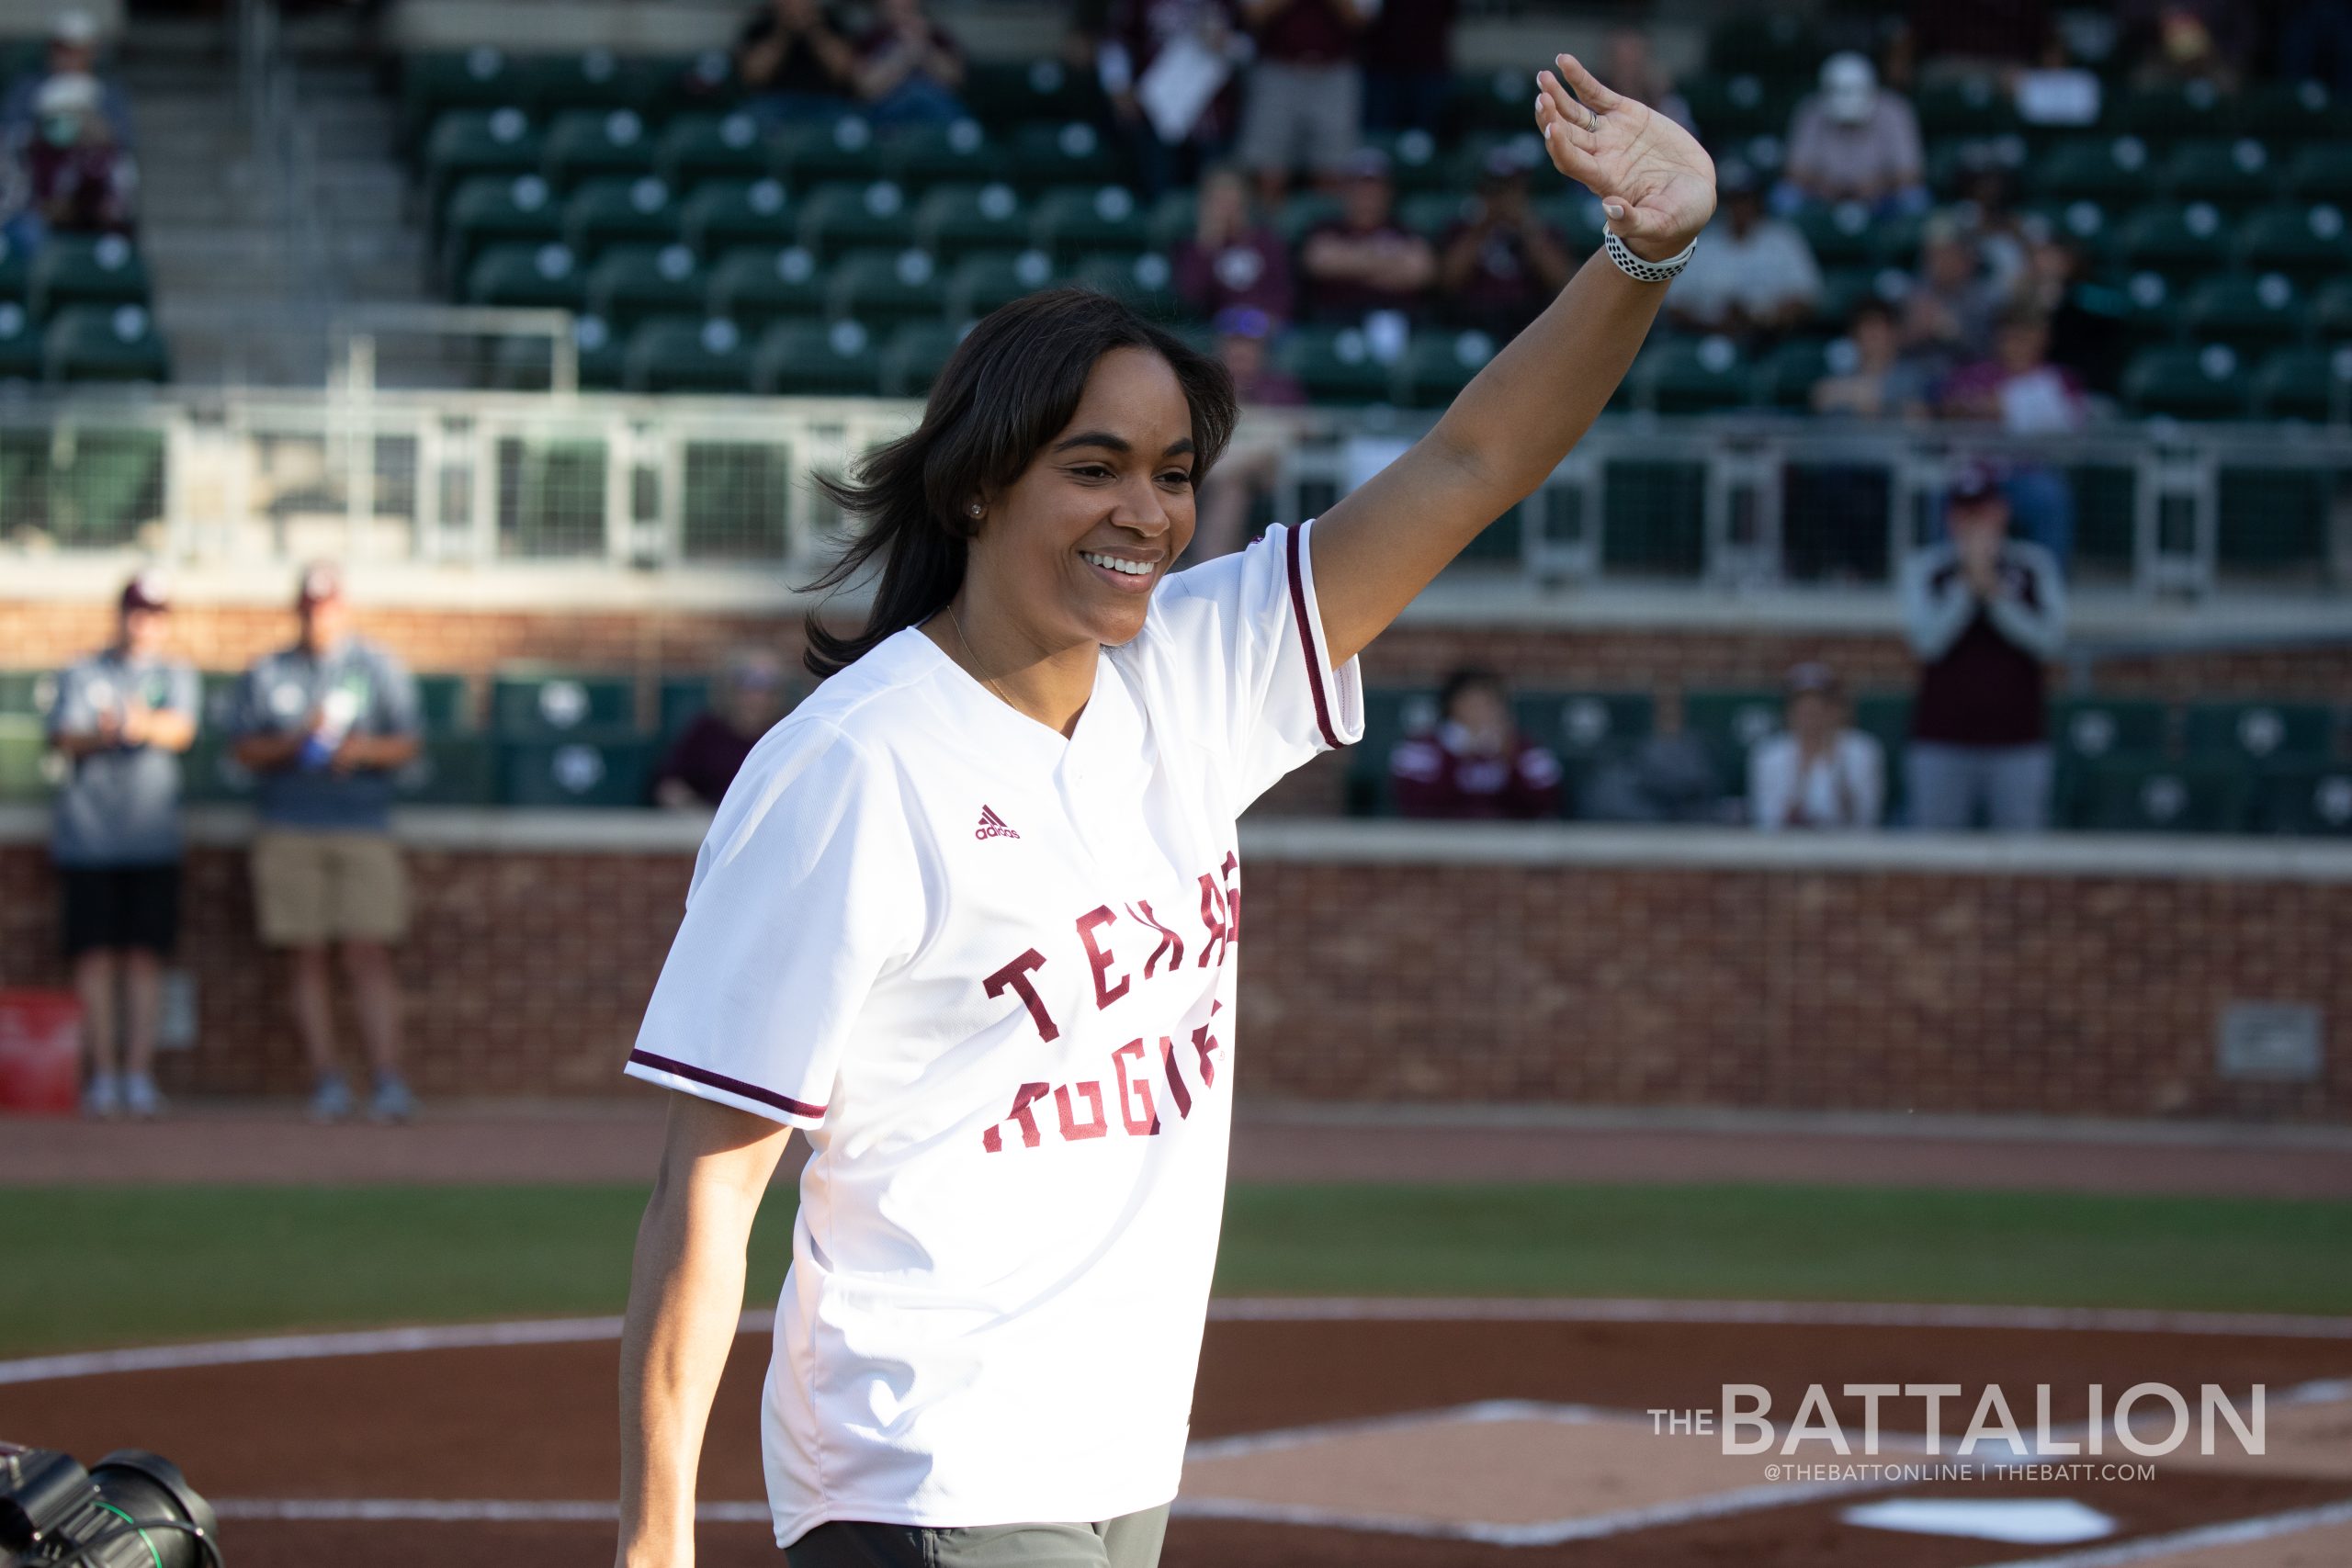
[786, 1504, 1168, 1568]
[251, 829, 409, 946]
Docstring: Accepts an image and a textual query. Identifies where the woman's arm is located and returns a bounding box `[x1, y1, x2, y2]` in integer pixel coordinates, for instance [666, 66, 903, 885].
[615, 1095, 796, 1568]
[1310, 54, 1715, 668]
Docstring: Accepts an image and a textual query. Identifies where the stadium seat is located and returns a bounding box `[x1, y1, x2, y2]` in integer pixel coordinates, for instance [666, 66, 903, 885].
[2315, 276, 2352, 337]
[659, 672, 712, 739]
[797, 180, 917, 257]
[2029, 136, 2162, 204]
[882, 118, 994, 188]
[401, 47, 526, 150]
[2235, 80, 2346, 145]
[2232, 201, 2352, 282]
[493, 671, 635, 736]
[1850, 692, 1913, 814]
[498, 736, 657, 807]
[0, 670, 57, 717]
[2022, 197, 2116, 264]
[2252, 345, 2352, 421]
[422, 107, 541, 210]
[1070, 252, 1181, 321]
[0, 715, 51, 802]
[2257, 766, 2352, 835]
[1009, 121, 1121, 190]
[413, 673, 472, 733]
[586, 243, 710, 330]
[659, 111, 772, 188]
[438, 173, 561, 288]
[1276, 323, 1397, 405]
[771, 114, 887, 185]
[880, 319, 967, 396]
[178, 729, 257, 805]
[1363, 129, 1445, 194]
[465, 242, 588, 310]
[1515, 690, 1656, 771]
[2120, 344, 2253, 420]
[1633, 335, 1753, 412]
[1345, 686, 1441, 815]
[623, 315, 754, 394]
[523, 50, 669, 119]
[2080, 759, 2248, 833]
[680, 177, 794, 254]
[1452, 66, 1532, 134]
[2112, 201, 2231, 280]
[704, 243, 829, 325]
[28, 234, 147, 317]
[1028, 185, 1148, 260]
[2160, 138, 2275, 207]
[1394, 190, 1466, 243]
[0, 300, 45, 381]
[541, 107, 659, 190]
[393, 733, 495, 805]
[1915, 74, 2016, 139]
[2183, 701, 2336, 766]
[960, 58, 1094, 129]
[2053, 696, 2170, 762]
[1144, 189, 1197, 252]
[565, 315, 628, 389]
[0, 231, 30, 303]
[1703, 12, 1818, 78]
[828, 247, 947, 323]
[914, 181, 1030, 262]
[1675, 73, 1786, 142]
[2284, 142, 2352, 203]
[944, 248, 1058, 320]
[1792, 201, 1883, 270]
[44, 304, 169, 383]
[2113, 269, 2178, 346]
[1397, 328, 1498, 408]
[1679, 689, 1783, 785]
[1754, 336, 1834, 409]
[1532, 191, 1607, 254]
[1273, 190, 1346, 247]
[2106, 80, 2232, 145]
[2180, 273, 2309, 350]
[561, 175, 682, 258]
[752, 317, 886, 395]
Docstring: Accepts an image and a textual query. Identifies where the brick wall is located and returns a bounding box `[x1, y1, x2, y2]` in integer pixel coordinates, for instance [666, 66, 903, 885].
[3, 827, 2340, 1122]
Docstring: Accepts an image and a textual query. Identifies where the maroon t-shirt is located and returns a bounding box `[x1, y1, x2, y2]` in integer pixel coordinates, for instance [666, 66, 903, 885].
[1251, 0, 1359, 66]
[1362, 0, 1455, 72]
[1172, 230, 1294, 322]
[1300, 219, 1430, 319]
[653, 712, 759, 807]
[1911, 558, 2050, 748]
[1389, 726, 1564, 819]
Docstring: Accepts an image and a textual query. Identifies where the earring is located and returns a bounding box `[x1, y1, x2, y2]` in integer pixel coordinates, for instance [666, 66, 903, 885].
[968, 503, 982, 518]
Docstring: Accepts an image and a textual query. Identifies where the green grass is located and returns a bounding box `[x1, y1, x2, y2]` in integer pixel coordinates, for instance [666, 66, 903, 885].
[2, 1183, 2347, 1356]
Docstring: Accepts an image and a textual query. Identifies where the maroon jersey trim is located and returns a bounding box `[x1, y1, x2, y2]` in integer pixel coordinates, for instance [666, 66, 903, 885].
[628, 1047, 826, 1120]
[1287, 522, 1340, 749]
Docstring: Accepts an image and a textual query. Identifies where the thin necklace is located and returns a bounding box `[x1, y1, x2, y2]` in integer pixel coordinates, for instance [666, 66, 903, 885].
[947, 600, 1016, 710]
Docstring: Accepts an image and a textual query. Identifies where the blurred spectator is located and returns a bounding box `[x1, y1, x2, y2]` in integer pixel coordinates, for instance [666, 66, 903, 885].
[1937, 305, 2087, 569]
[1577, 729, 1727, 823]
[1748, 662, 1883, 830]
[2281, 0, 2352, 96]
[1, 11, 133, 151]
[1953, 162, 2031, 296]
[851, 0, 967, 124]
[1901, 463, 2065, 831]
[1172, 164, 1294, 322]
[653, 650, 795, 810]
[1390, 669, 1564, 820]
[2018, 232, 2125, 394]
[1298, 148, 1435, 322]
[2119, 0, 2250, 87]
[1233, 0, 1372, 206]
[47, 572, 197, 1121]
[232, 563, 424, 1124]
[1665, 163, 1819, 342]
[1190, 304, 1302, 563]
[1361, 0, 1455, 135]
[1602, 28, 1697, 137]
[1901, 0, 2057, 72]
[18, 73, 136, 241]
[1812, 299, 1932, 420]
[734, 0, 859, 123]
[1099, 0, 1245, 200]
[1781, 52, 1926, 215]
[1436, 149, 1576, 340]
[1901, 213, 2000, 367]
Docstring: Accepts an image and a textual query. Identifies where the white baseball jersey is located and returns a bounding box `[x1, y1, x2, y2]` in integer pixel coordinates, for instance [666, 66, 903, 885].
[626, 519, 1364, 1545]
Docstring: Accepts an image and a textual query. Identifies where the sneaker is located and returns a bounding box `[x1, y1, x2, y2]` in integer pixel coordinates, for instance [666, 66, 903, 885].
[81, 1072, 121, 1120]
[367, 1077, 418, 1125]
[307, 1074, 356, 1123]
[123, 1075, 166, 1120]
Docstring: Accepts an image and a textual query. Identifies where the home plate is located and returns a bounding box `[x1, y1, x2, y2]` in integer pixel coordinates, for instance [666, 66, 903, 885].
[1840, 1497, 2119, 1544]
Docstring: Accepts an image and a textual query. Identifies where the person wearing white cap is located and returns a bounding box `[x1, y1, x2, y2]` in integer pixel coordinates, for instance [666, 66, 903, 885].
[2, 10, 135, 152]
[1781, 51, 1924, 214]
[22, 66, 136, 239]
[1748, 662, 1883, 830]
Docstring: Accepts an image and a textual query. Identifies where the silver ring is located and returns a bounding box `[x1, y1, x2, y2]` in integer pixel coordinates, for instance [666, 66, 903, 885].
[1585, 105, 1598, 132]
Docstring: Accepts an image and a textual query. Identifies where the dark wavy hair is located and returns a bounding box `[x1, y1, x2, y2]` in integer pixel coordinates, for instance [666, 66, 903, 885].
[798, 288, 1239, 680]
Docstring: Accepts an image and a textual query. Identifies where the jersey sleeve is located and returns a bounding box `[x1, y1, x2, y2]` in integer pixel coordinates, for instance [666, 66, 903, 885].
[624, 719, 925, 1128]
[1144, 518, 1366, 809]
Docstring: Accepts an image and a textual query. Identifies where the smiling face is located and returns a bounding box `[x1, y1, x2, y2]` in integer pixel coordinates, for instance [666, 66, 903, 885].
[965, 345, 1198, 654]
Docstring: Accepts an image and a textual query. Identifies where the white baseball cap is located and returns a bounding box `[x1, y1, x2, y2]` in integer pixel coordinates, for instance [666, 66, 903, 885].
[51, 9, 98, 46]
[1821, 52, 1877, 124]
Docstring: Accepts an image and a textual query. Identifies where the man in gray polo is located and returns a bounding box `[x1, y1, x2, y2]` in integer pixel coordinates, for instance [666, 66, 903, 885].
[232, 562, 424, 1122]
[48, 570, 198, 1119]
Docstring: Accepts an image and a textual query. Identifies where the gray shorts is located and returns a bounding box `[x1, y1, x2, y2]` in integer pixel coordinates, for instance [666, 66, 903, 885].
[1234, 61, 1362, 175]
[786, 1503, 1169, 1568]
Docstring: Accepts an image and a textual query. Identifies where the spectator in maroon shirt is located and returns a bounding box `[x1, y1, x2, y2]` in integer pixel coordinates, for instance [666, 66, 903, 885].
[22, 73, 135, 238]
[1436, 149, 1577, 340]
[1299, 148, 1435, 323]
[1099, 0, 1245, 200]
[850, 0, 967, 124]
[1232, 0, 1373, 207]
[1189, 305, 1303, 564]
[1361, 0, 1455, 134]
[1390, 668, 1565, 820]
[1172, 166, 1294, 323]
[652, 650, 797, 809]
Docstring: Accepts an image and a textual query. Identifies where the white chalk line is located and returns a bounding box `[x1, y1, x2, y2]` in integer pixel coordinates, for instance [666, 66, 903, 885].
[1974, 1496, 2352, 1567]
[9, 1297, 2351, 1387]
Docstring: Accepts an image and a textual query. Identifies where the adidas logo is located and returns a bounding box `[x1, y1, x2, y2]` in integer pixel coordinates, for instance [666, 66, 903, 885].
[974, 805, 1019, 840]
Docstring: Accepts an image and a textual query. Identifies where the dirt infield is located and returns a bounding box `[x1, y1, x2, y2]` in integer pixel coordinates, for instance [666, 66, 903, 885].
[6, 1308, 2348, 1568]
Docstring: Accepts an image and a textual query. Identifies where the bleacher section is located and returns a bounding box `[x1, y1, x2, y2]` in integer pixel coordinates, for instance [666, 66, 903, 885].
[398, 28, 2352, 414]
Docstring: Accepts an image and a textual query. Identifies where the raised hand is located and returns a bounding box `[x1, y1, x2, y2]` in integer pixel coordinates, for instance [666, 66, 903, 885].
[1534, 52, 1716, 261]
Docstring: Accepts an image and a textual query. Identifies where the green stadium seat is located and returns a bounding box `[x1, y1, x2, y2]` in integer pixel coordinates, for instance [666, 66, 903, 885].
[1680, 688, 1783, 790]
[1516, 690, 1656, 769]
[2252, 345, 2352, 421]
[2257, 766, 2352, 835]
[422, 107, 541, 211]
[1634, 334, 1753, 412]
[1275, 323, 1397, 405]
[944, 248, 1058, 320]
[2110, 269, 2179, 346]
[1009, 121, 1121, 190]
[1704, 12, 1818, 78]
[542, 107, 659, 191]
[561, 175, 682, 257]
[2232, 201, 2352, 282]
[1397, 327, 1498, 408]
[1070, 252, 1181, 321]
[914, 181, 1029, 262]
[1675, 72, 1785, 142]
[392, 733, 494, 805]
[772, 114, 885, 185]
[2023, 197, 2117, 263]
[1755, 335, 1834, 409]
[178, 729, 257, 805]
[1363, 129, 1445, 194]
[1272, 190, 1345, 247]
[0, 299, 44, 381]
[2235, 80, 2346, 144]
[2314, 276, 2352, 338]
[2160, 137, 2275, 207]
[1397, 190, 1471, 243]
[0, 231, 31, 303]
[0, 670, 58, 716]
[564, 315, 628, 389]
[796, 179, 917, 257]
[2080, 759, 2248, 833]
[29, 234, 147, 317]
[401, 47, 526, 149]
[0, 715, 52, 802]
[1532, 191, 1606, 254]
[659, 111, 772, 188]
[657, 48, 741, 118]
[44, 304, 169, 383]
[2180, 273, 2309, 350]
[2052, 694, 2169, 823]
[1792, 200, 1882, 269]
[1850, 692, 1913, 815]
[493, 671, 635, 737]
[2029, 135, 2161, 204]
[438, 173, 561, 288]
[2285, 142, 2352, 203]
[1915, 74, 2016, 138]
[1028, 184, 1148, 260]
[498, 735, 656, 807]
[659, 673, 712, 739]
[753, 317, 886, 395]
[2106, 80, 2231, 145]
[2120, 343, 2253, 419]
[1345, 686, 1441, 815]
[706, 243, 828, 324]
[623, 315, 753, 393]
[680, 177, 794, 254]
[465, 242, 588, 310]
[967, 57, 1099, 126]
[882, 117, 994, 188]
[586, 243, 709, 329]
[1143, 189, 1197, 252]
[413, 673, 472, 733]
[880, 319, 966, 396]
[2113, 201, 2231, 281]
[828, 246, 946, 323]
[1452, 66, 1532, 133]
[2183, 701, 2335, 766]
[522, 50, 670, 119]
